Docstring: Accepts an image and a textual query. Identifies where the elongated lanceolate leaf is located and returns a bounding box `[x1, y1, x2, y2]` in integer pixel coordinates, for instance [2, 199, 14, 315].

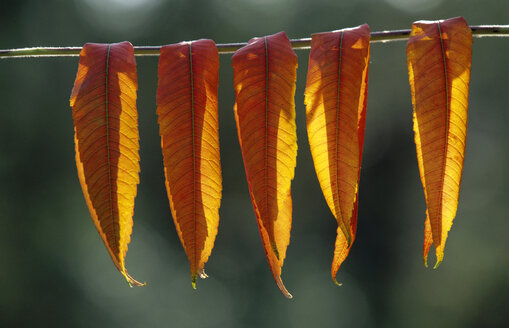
[156, 40, 222, 288]
[232, 31, 297, 298]
[304, 24, 370, 284]
[407, 17, 472, 268]
[70, 41, 143, 286]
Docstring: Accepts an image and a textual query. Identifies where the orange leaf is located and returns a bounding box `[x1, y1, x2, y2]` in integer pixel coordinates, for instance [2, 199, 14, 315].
[70, 41, 143, 286]
[232, 31, 298, 299]
[304, 24, 370, 284]
[156, 39, 222, 288]
[407, 17, 472, 268]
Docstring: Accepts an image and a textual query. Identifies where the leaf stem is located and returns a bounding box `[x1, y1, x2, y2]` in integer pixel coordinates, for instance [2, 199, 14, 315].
[1, 25, 508, 59]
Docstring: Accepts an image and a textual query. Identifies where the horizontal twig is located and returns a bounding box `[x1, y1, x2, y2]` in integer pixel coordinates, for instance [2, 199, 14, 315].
[1, 25, 508, 59]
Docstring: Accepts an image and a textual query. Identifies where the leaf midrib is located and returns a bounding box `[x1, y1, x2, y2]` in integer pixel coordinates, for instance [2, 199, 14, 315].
[335, 32, 351, 246]
[104, 44, 119, 253]
[264, 36, 280, 260]
[437, 21, 450, 246]
[189, 43, 198, 272]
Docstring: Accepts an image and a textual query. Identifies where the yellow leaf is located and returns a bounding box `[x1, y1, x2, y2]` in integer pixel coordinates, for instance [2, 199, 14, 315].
[70, 41, 143, 286]
[407, 17, 472, 268]
[304, 24, 370, 284]
[232, 31, 298, 299]
[156, 39, 222, 288]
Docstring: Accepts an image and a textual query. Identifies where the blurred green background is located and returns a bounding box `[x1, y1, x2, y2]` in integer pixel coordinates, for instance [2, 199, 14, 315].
[1, 0, 508, 327]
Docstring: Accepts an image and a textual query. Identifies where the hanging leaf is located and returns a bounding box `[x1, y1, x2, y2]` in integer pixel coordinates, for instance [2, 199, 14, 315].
[407, 17, 472, 268]
[304, 24, 370, 284]
[70, 41, 143, 286]
[232, 31, 298, 299]
[156, 39, 222, 288]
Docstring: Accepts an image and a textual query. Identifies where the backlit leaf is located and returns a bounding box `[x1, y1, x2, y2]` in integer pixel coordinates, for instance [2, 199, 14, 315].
[156, 39, 222, 288]
[407, 17, 472, 268]
[70, 41, 143, 286]
[304, 24, 370, 284]
[232, 31, 298, 299]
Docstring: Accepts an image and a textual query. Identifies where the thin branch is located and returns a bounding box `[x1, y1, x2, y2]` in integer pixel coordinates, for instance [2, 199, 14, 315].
[1, 25, 508, 59]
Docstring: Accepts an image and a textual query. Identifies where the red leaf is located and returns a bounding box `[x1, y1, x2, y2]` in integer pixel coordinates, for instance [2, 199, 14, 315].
[232, 31, 298, 298]
[70, 41, 143, 286]
[156, 39, 222, 288]
[304, 25, 370, 284]
[407, 17, 472, 267]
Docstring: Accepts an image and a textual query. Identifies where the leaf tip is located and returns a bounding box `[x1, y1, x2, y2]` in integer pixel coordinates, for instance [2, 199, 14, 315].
[190, 269, 208, 290]
[191, 275, 197, 290]
[433, 254, 444, 269]
[275, 276, 293, 299]
[332, 276, 343, 287]
[124, 271, 145, 287]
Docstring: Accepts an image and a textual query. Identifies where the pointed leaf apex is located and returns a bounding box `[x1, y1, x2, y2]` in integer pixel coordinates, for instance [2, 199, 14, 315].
[433, 253, 444, 269]
[124, 271, 145, 287]
[332, 275, 343, 287]
[273, 275, 293, 299]
[191, 275, 197, 289]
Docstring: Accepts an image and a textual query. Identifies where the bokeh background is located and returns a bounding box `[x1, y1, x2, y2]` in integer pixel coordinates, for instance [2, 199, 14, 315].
[1, 0, 508, 327]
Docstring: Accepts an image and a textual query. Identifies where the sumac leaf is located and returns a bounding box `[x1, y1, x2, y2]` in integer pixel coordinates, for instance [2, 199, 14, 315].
[70, 41, 143, 286]
[156, 39, 222, 288]
[232, 31, 298, 299]
[304, 24, 370, 284]
[407, 17, 472, 268]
